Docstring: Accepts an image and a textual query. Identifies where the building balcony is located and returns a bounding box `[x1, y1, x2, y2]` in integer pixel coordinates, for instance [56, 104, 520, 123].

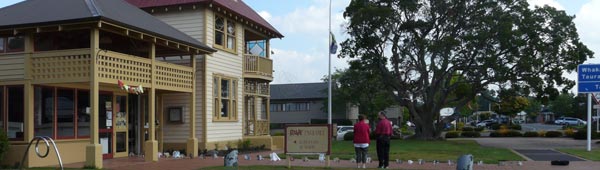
[244, 81, 269, 96]
[243, 54, 272, 81]
[28, 48, 194, 92]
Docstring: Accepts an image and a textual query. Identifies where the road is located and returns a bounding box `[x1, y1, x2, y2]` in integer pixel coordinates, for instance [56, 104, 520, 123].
[520, 123, 562, 131]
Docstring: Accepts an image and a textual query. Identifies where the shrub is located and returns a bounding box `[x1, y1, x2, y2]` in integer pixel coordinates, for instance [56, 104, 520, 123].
[538, 131, 546, 137]
[506, 130, 522, 137]
[445, 131, 460, 138]
[461, 131, 481, 138]
[509, 124, 522, 130]
[474, 127, 484, 132]
[457, 122, 465, 131]
[490, 130, 522, 137]
[573, 130, 600, 140]
[523, 131, 539, 137]
[564, 128, 576, 137]
[491, 124, 505, 130]
[344, 132, 354, 141]
[461, 127, 474, 131]
[489, 131, 501, 137]
[545, 131, 562, 138]
[0, 130, 8, 162]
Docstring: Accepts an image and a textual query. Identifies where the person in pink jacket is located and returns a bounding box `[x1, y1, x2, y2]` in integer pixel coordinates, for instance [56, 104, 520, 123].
[353, 114, 370, 168]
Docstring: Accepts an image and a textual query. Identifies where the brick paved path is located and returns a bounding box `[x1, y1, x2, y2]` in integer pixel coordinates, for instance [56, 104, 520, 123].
[62, 150, 600, 170]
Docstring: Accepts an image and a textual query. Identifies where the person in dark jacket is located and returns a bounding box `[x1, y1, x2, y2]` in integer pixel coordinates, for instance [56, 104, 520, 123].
[353, 114, 370, 168]
[375, 111, 392, 169]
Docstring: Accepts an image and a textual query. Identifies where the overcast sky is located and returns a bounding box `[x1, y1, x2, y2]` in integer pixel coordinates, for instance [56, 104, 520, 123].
[1, 0, 599, 90]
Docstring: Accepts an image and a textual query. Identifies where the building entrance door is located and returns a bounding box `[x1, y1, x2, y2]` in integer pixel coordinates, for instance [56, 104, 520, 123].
[99, 93, 113, 159]
[113, 95, 128, 157]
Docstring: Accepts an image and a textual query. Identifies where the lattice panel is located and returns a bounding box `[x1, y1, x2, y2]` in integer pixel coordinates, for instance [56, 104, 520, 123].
[155, 62, 194, 92]
[31, 51, 91, 83]
[97, 52, 152, 87]
[244, 80, 269, 96]
[255, 120, 269, 135]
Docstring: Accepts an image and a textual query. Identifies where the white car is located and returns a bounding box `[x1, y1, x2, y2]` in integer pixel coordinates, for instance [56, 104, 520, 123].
[336, 126, 354, 140]
[554, 117, 586, 126]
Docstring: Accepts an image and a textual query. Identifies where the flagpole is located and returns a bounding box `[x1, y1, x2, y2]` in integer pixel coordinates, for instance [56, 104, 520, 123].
[327, 0, 332, 126]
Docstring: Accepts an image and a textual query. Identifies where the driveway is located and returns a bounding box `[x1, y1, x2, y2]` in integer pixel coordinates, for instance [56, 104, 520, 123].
[461, 137, 600, 149]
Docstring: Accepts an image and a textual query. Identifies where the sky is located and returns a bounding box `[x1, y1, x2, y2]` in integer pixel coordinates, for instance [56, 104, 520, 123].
[1, 0, 599, 88]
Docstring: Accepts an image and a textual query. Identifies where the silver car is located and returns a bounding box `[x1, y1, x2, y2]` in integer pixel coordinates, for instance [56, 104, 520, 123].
[554, 117, 586, 126]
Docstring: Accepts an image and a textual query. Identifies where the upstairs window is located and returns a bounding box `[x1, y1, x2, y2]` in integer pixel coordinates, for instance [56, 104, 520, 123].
[0, 36, 24, 53]
[214, 15, 236, 52]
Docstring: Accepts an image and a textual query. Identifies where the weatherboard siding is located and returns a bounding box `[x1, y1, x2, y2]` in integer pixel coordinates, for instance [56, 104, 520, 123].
[0, 54, 25, 80]
[153, 8, 205, 43]
[204, 9, 244, 143]
[161, 58, 206, 143]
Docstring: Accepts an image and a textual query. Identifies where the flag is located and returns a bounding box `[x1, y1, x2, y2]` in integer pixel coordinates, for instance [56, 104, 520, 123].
[329, 32, 338, 54]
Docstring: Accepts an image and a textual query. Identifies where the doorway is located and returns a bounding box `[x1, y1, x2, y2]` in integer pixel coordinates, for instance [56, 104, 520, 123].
[99, 93, 113, 159]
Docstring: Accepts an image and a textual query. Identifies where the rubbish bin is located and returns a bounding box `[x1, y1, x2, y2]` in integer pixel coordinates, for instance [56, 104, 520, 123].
[456, 154, 473, 170]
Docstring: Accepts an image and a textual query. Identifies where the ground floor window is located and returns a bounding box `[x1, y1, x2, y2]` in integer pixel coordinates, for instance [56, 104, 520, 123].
[0, 85, 24, 140]
[34, 86, 89, 139]
[213, 75, 238, 121]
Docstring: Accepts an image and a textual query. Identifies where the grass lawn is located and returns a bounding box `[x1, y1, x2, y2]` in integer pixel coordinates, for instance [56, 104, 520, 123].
[328, 140, 522, 164]
[557, 148, 600, 161]
[266, 140, 522, 164]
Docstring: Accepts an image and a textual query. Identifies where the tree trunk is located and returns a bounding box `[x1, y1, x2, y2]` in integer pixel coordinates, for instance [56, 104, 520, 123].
[410, 110, 444, 140]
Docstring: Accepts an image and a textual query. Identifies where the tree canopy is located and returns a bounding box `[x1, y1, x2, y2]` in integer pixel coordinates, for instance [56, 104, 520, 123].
[341, 0, 593, 139]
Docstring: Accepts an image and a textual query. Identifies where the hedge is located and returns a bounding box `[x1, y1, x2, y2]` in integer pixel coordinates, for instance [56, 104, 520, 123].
[523, 131, 539, 137]
[0, 130, 8, 162]
[544, 131, 562, 138]
[461, 127, 474, 131]
[461, 131, 481, 138]
[490, 130, 522, 137]
[344, 132, 354, 141]
[445, 131, 460, 138]
[573, 130, 600, 140]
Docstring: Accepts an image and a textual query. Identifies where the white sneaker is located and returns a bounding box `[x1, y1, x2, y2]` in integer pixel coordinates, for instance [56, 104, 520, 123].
[362, 164, 366, 168]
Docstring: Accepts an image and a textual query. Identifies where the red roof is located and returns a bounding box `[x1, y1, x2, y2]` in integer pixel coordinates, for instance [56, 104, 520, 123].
[125, 0, 283, 38]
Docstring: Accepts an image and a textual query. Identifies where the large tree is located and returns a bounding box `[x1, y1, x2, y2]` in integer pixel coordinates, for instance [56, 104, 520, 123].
[324, 61, 396, 124]
[341, 0, 593, 139]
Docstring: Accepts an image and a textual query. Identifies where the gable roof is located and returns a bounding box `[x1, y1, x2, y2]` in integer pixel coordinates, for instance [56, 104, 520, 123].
[125, 0, 283, 38]
[270, 82, 328, 100]
[0, 0, 216, 53]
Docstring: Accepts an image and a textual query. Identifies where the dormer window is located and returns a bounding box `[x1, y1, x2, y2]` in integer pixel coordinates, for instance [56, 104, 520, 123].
[214, 15, 236, 53]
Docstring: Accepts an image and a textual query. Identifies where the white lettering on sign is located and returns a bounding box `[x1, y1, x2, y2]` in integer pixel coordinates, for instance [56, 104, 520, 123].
[581, 74, 600, 81]
[581, 68, 600, 73]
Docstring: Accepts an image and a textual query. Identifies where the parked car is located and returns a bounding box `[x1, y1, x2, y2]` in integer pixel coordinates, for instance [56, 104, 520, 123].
[476, 120, 495, 127]
[336, 126, 353, 140]
[554, 117, 586, 126]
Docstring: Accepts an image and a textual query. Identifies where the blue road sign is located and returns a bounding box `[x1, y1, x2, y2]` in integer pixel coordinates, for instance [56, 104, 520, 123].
[578, 64, 600, 93]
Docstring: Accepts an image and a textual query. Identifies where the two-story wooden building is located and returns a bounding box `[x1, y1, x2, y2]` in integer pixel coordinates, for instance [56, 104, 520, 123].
[0, 0, 281, 168]
[125, 0, 282, 152]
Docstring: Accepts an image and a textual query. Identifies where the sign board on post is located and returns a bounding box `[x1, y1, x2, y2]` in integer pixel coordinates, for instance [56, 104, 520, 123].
[578, 64, 600, 93]
[284, 124, 331, 155]
[577, 64, 600, 152]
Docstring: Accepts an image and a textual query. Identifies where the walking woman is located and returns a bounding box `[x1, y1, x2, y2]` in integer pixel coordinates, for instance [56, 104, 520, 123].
[353, 114, 370, 168]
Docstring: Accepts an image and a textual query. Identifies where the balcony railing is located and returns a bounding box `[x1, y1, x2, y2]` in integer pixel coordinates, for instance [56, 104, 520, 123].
[30, 48, 194, 92]
[243, 54, 272, 80]
[31, 49, 92, 83]
[244, 81, 269, 96]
